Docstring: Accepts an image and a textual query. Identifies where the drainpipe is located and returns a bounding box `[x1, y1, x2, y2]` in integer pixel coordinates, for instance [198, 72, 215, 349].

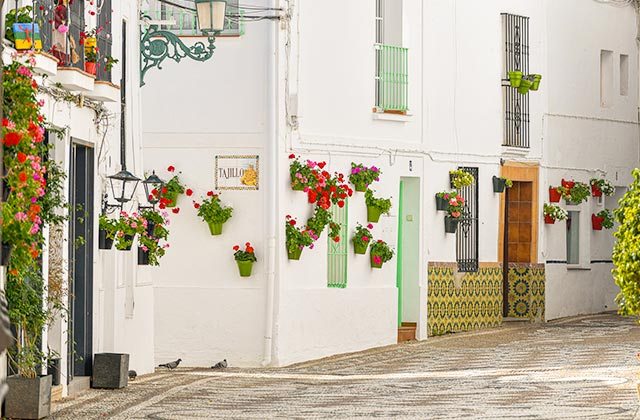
[262, 0, 279, 367]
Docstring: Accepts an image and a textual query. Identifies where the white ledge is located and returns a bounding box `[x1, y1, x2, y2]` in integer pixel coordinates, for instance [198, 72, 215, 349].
[86, 81, 120, 102]
[53, 67, 95, 92]
[372, 112, 412, 122]
[501, 145, 530, 157]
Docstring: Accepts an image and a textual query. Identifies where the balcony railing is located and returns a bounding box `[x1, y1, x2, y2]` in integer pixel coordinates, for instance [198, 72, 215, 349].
[375, 44, 409, 113]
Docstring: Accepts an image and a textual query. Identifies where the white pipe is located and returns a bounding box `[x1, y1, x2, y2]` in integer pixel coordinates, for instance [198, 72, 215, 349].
[262, 0, 280, 367]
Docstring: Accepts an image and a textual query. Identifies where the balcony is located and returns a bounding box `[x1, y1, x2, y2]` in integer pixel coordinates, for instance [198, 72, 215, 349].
[375, 44, 409, 114]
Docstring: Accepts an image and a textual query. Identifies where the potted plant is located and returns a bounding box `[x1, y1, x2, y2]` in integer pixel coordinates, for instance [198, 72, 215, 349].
[137, 209, 170, 265]
[444, 194, 464, 233]
[508, 70, 523, 87]
[592, 209, 614, 231]
[558, 181, 589, 205]
[193, 191, 233, 235]
[289, 153, 320, 191]
[369, 239, 394, 269]
[530, 74, 542, 91]
[98, 214, 117, 250]
[435, 190, 456, 211]
[449, 169, 474, 189]
[349, 162, 381, 192]
[233, 242, 257, 277]
[352, 223, 373, 255]
[103, 55, 119, 73]
[365, 189, 392, 223]
[159, 165, 185, 208]
[589, 178, 615, 198]
[5, 6, 43, 51]
[114, 212, 140, 250]
[492, 176, 513, 193]
[285, 215, 315, 260]
[561, 178, 575, 190]
[84, 47, 98, 75]
[549, 186, 562, 203]
[543, 203, 568, 224]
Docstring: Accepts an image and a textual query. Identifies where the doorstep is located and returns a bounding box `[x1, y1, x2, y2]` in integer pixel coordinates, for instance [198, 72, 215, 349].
[398, 322, 417, 343]
[51, 384, 64, 402]
[67, 376, 90, 397]
[53, 67, 95, 92]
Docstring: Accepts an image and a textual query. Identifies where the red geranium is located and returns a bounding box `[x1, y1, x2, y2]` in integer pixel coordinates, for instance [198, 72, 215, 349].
[17, 152, 27, 163]
[186, 188, 193, 196]
[3, 132, 22, 147]
[167, 165, 175, 172]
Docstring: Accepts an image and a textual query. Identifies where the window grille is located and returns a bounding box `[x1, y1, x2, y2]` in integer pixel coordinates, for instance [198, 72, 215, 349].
[375, 0, 408, 113]
[96, 0, 113, 82]
[67, 0, 85, 70]
[501, 13, 529, 148]
[455, 167, 479, 272]
[327, 202, 348, 289]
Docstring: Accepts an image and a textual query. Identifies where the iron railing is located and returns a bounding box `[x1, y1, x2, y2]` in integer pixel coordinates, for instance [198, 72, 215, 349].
[501, 13, 530, 148]
[327, 201, 348, 289]
[455, 167, 479, 273]
[375, 44, 409, 113]
[96, 0, 113, 82]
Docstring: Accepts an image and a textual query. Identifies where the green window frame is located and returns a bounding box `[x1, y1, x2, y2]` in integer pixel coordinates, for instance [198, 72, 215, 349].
[327, 201, 348, 288]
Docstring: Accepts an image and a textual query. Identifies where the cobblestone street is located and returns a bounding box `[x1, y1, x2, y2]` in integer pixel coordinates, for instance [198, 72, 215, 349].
[51, 313, 640, 419]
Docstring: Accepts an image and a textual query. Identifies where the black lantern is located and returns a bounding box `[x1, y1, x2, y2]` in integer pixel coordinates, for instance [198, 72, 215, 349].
[195, 0, 227, 33]
[142, 171, 165, 206]
[108, 169, 140, 205]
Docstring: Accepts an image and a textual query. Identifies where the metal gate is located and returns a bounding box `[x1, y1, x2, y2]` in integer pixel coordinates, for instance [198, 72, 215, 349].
[456, 167, 479, 272]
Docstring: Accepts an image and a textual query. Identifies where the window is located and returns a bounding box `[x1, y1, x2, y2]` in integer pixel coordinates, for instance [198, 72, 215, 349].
[146, 0, 243, 36]
[68, 0, 85, 69]
[600, 50, 613, 107]
[97, 0, 113, 82]
[501, 13, 530, 148]
[327, 202, 348, 288]
[620, 54, 629, 96]
[566, 211, 580, 265]
[455, 167, 479, 272]
[375, 0, 408, 113]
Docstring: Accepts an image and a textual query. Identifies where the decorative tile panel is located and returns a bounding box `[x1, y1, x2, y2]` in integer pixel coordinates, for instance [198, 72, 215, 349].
[507, 263, 545, 320]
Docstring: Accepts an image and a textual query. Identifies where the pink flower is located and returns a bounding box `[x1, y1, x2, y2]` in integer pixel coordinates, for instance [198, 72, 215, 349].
[141, 246, 148, 252]
[449, 198, 458, 205]
[57, 24, 69, 33]
[14, 212, 27, 221]
[451, 211, 461, 218]
[17, 66, 32, 77]
[367, 223, 374, 229]
[36, 187, 45, 197]
[38, 100, 45, 107]
[131, 222, 138, 229]
[373, 256, 382, 265]
[29, 224, 40, 234]
[362, 236, 370, 242]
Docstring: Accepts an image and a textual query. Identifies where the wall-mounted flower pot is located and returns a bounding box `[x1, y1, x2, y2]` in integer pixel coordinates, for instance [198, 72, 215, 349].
[118, 234, 135, 251]
[370, 254, 383, 269]
[84, 61, 97, 75]
[287, 247, 302, 260]
[367, 206, 382, 223]
[530, 74, 542, 91]
[444, 216, 460, 233]
[48, 358, 61, 386]
[353, 182, 368, 192]
[5, 374, 52, 420]
[1, 242, 10, 266]
[544, 215, 555, 224]
[561, 179, 575, 189]
[591, 214, 604, 231]
[517, 79, 532, 94]
[291, 177, 304, 191]
[137, 248, 150, 265]
[591, 184, 602, 197]
[549, 187, 561, 203]
[12, 22, 43, 50]
[435, 195, 448, 211]
[492, 176, 506, 193]
[92, 353, 129, 389]
[164, 191, 179, 208]
[236, 260, 254, 277]
[354, 242, 368, 255]
[207, 222, 223, 236]
[98, 229, 114, 250]
[508, 70, 523, 87]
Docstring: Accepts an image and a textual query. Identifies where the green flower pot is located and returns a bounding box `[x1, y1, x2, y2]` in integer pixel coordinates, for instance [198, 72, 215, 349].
[208, 222, 223, 236]
[508, 70, 523, 87]
[530, 74, 542, 91]
[354, 242, 368, 255]
[354, 182, 368, 192]
[236, 260, 254, 277]
[288, 247, 302, 260]
[370, 254, 383, 269]
[444, 216, 460, 234]
[367, 206, 382, 223]
[518, 79, 532, 95]
[164, 191, 179, 208]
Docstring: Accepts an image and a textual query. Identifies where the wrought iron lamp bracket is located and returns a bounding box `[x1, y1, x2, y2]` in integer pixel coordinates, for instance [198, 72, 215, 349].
[102, 193, 123, 215]
[140, 18, 218, 86]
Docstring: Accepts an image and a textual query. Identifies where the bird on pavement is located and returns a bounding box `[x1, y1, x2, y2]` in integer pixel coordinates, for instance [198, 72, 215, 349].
[211, 359, 228, 369]
[128, 370, 137, 380]
[159, 358, 182, 370]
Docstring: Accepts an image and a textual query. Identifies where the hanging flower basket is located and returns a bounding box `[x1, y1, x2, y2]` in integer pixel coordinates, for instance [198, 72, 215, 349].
[591, 184, 602, 197]
[549, 187, 561, 203]
[370, 253, 383, 269]
[530, 74, 542, 91]
[493, 176, 506, 193]
[208, 222, 224, 236]
[543, 203, 567, 225]
[138, 247, 150, 265]
[98, 229, 114, 250]
[164, 190, 179, 208]
[118, 234, 135, 251]
[365, 189, 392, 223]
[1, 243, 10, 266]
[236, 260, 254, 277]
[561, 179, 575, 190]
[435, 194, 448, 211]
[367, 206, 382, 223]
[291, 177, 305, 191]
[354, 242, 368, 255]
[518, 78, 532, 95]
[369, 239, 394, 268]
[354, 181, 368, 192]
[287, 247, 303, 260]
[591, 214, 604, 231]
[508, 70, 523, 87]
[544, 215, 555, 225]
[444, 216, 460, 233]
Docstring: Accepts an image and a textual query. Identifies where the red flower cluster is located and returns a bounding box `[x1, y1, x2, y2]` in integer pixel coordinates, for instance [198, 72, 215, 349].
[305, 169, 353, 210]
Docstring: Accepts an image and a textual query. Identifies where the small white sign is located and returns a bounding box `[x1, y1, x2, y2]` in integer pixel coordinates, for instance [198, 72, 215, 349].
[215, 155, 259, 190]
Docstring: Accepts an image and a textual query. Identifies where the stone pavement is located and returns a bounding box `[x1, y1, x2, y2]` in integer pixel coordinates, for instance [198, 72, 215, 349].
[51, 313, 640, 419]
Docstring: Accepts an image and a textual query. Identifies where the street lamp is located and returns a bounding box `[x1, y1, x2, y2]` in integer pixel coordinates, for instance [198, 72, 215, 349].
[108, 169, 141, 206]
[195, 0, 227, 33]
[142, 171, 165, 207]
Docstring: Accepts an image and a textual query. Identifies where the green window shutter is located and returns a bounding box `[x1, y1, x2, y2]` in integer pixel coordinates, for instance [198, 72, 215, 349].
[327, 201, 348, 288]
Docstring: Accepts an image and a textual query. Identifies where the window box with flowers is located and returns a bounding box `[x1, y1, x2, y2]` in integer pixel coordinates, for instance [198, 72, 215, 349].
[137, 209, 170, 266]
[449, 169, 474, 189]
[98, 214, 117, 250]
[193, 191, 233, 235]
[592, 209, 614, 231]
[233, 242, 257, 277]
[557, 180, 589, 205]
[369, 239, 394, 269]
[444, 194, 465, 233]
[492, 176, 513, 193]
[589, 178, 615, 198]
[349, 163, 381, 192]
[285, 215, 315, 260]
[543, 203, 568, 224]
[352, 223, 373, 255]
[365, 189, 392, 223]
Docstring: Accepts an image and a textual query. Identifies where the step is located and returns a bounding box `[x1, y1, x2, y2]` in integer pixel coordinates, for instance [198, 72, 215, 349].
[397, 324, 416, 343]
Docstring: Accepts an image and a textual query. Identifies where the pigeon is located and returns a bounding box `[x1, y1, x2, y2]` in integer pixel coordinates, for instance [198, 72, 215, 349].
[211, 359, 227, 369]
[128, 370, 137, 380]
[158, 358, 182, 370]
